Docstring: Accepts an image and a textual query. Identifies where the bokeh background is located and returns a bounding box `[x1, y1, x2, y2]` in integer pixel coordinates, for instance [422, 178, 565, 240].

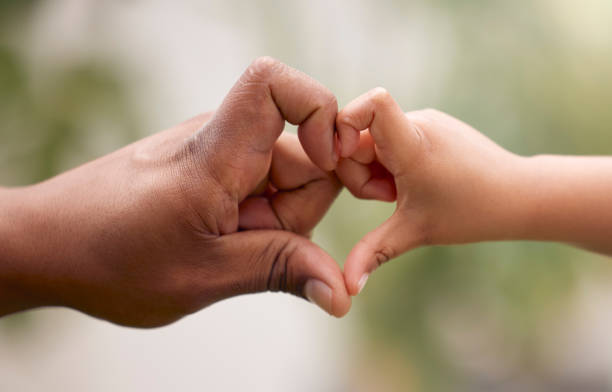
[1, 1, 612, 391]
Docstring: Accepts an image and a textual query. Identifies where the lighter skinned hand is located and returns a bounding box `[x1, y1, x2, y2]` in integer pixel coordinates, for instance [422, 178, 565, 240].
[335, 88, 524, 295]
[0, 57, 351, 326]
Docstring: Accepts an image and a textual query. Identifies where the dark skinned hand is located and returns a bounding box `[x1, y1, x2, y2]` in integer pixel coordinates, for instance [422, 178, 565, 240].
[0, 57, 350, 327]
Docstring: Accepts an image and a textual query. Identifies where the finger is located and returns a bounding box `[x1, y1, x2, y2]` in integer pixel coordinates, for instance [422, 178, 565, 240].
[336, 158, 396, 202]
[211, 230, 352, 317]
[350, 130, 376, 164]
[192, 57, 338, 199]
[239, 133, 341, 235]
[337, 119, 360, 158]
[336, 88, 420, 176]
[343, 212, 419, 296]
[270, 134, 341, 234]
[269, 133, 327, 190]
[335, 129, 395, 201]
[237, 197, 282, 230]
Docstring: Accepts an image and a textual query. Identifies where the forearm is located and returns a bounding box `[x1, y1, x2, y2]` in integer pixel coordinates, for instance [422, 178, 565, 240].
[511, 155, 612, 254]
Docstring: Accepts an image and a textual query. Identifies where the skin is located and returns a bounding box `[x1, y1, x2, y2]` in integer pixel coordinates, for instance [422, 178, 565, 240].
[335, 87, 612, 296]
[0, 57, 351, 327]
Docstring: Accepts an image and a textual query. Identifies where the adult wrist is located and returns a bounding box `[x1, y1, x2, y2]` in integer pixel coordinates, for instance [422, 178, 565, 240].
[0, 186, 56, 314]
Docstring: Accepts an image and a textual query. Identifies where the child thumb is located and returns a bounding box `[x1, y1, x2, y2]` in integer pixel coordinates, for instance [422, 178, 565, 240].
[343, 211, 419, 296]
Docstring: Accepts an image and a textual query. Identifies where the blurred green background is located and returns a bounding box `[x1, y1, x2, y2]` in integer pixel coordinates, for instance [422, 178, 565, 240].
[1, 1, 612, 391]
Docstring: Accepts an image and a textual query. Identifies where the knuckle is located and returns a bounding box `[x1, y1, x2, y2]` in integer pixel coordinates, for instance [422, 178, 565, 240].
[336, 111, 356, 131]
[370, 87, 392, 107]
[414, 108, 445, 127]
[173, 161, 237, 236]
[264, 236, 298, 293]
[336, 111, 351, 126]
[374, 247, 394, 267]
[319, 91, 338, 111]
[305, 85, 337, 118]
[247, 56, 283, 80]
[421, 108, 441, 117]
[401, 114, 431, 159]
[405, 111, 428, 126]
[361, 233, 395, 268]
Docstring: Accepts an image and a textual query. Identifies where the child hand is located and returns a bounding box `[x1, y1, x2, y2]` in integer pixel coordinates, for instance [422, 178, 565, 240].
[336, 88, 524, 295]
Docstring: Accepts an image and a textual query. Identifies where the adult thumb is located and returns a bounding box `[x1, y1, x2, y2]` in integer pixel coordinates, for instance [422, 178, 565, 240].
[211, 229, 351, 317]
[343, 211, 420, 296]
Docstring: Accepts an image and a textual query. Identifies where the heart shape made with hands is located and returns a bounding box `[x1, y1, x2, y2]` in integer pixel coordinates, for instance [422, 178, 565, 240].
[199, 59, 449, 316]
[0, 56, 530, 327]
[211, 62, 405, 308]
[231, 85, 404, 301]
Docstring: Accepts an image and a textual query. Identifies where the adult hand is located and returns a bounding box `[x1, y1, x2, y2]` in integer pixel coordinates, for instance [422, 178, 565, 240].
[0, 57, 350, 327]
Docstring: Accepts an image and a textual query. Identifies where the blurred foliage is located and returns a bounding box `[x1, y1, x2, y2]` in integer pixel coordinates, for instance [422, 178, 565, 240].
[0, 50, 141, 184]
[0, 3, 140, 186]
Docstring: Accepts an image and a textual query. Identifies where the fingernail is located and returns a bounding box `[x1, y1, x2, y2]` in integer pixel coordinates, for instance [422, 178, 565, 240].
[304, 279, 333, 315]
[357, 273, 370, 294]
